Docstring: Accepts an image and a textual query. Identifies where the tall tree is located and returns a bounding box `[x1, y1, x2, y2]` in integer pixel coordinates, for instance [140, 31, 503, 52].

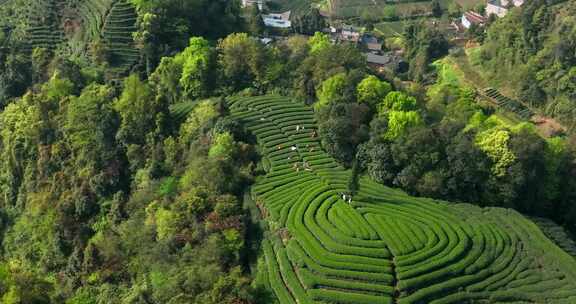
[179, 37, 215, 99]
[247, 4, 265, 36]
[114, 75, 166, 147]
[218, 33, 266, 90]
[431, 0, 442, 17]
[356, 75, 392, 107]
[315, 72, 348, 110]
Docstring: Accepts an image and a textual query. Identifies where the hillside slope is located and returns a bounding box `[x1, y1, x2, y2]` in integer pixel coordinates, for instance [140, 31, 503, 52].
[479, 0, 576, 131]
[228, 95, 576, 303]
[0, 0, 139, 73]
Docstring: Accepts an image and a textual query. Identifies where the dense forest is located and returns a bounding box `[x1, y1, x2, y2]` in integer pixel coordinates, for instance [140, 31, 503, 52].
[479, 0, 576, 130]
[0, 0, 574, 303]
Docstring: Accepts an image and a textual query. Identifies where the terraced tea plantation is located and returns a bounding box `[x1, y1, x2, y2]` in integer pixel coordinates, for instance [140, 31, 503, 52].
[227, 95, 576, 304]
[482, 88, 534, 119]
[0, 0, 139, 75]
[101, 0, 139, 74]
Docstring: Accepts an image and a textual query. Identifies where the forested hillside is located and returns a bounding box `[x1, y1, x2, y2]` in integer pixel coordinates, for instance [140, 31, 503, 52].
[0, 0, 575, 303]
[479, 0, 576, 130]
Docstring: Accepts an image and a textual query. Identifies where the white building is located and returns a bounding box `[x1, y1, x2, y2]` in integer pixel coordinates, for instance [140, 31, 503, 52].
[242, 0, 263, 10]
[461, 11, 486, 29]
[486, 0, 524, 18]
[262, 11, 291, 29]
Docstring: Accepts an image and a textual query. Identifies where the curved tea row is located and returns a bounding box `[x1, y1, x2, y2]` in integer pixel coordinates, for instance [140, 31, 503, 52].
[226, 95, 576, 303]
[101, 0, 139, 74]
[11, 0, 139, 75]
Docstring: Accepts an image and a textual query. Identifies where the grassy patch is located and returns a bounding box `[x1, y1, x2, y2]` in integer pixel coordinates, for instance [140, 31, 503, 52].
[375, 21, 408, 37]
[454, 0, 485, 10]
[267, 0, 316, 15]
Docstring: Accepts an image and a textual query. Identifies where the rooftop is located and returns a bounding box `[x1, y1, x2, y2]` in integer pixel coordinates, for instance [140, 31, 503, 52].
[464, 11, 487, 24]
[362, 35, 379, 44]
[366, 53, 393, 65]
[262, 11, 292, 28]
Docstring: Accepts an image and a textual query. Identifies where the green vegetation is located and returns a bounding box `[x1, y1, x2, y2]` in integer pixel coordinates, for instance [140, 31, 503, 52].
[101, 0, 140, 75]
[0, 69, 259, 303]
[227, 95, 576, 303]
[479, 0, 576, 131]
[330, 0, 434, 19]
[375, 21, 407, 37]
[0, 0, 575, 301]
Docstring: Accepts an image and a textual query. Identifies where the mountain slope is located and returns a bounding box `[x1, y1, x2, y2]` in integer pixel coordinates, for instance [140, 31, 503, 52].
[479, 0, 576, 131]
[228, 95, 576, 303]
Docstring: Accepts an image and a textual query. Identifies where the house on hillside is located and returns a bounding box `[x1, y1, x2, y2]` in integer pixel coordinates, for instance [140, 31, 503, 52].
[486, 0, 524, 18]
[260, 37, 273, 45]
[341, 25, 361, 43]
[242, 0, 264, 10]
[262, 11, 292, 29]
[366, 52, 408, 73]
[461, 11, 486, 29]
[362, 35, 382, 52]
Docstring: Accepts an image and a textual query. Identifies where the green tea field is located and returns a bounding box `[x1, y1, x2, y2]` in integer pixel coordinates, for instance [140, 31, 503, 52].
[228, 95, 576, 304]
[0, 0, 139, 74]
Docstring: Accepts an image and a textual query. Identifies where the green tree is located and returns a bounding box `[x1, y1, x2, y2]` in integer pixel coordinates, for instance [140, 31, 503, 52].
[357, 75, 392, 107]
[476, 129, 516, 178]
[542, 137, 565, 201]
[404, 23, 449, 82]
[31, 47, 52, 83]
[218, 33, 265, 90]
[206, 267, 253, 304]
[296, 43, 365, 103]
[247, 4, 265, 36]
[179, 100, 219, 144]
[385, 110, 423, 140]
[467, 23, 486, 42]
[89, 39, 109, 66]
[179, 37, 215, 99]
[114, 74, 166, 147]
[0, 52, 31, 108]
[0, 93, 41, 204]
[431, 0, 442, 17]
[474, 3, 486, 15]
[315, 72, 347, 111]
[155, 207, 180, 240]
[383, 6, 397, 21]
[209, 132, 236, 160]
[448, 2, 462, 17]
[293, 8, 326, 35]
[149, 56, 183, 105]
[308, 32, 331, 54]
[318, 103, 371, 165]
[379, 91, 418, 113]
[66, 84, 118, 168]
[130, 0, 243, 71]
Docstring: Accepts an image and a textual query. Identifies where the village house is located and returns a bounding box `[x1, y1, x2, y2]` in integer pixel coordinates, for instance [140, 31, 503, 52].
[242, 0, 264, 10]
[260, 37, 273, 45]
[461, 11, 487, 29]
[366, 52, 408, 73]
[262, 11, 292, 29]
[341, 25, 361, 43]
[361, 35, 383, 52]
[486, 0, 524, 18]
